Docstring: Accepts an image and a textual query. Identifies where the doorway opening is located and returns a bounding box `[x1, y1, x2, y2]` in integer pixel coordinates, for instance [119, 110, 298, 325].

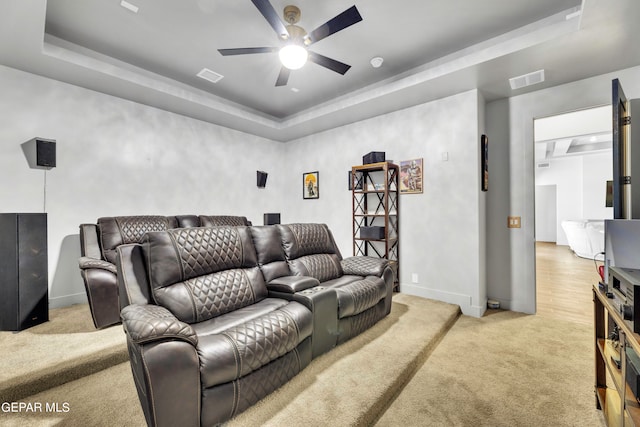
[533, 105, 612, 325]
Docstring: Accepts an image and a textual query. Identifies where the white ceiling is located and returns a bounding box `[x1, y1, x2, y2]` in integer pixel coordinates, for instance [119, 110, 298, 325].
[1, 0, 639, 141]
[534, 105, 612, 162]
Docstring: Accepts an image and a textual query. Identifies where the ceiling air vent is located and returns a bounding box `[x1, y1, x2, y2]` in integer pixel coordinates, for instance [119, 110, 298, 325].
[537, 162, 551, 169]
[197, 68, 224, 84]
[509, 69, 545, 90]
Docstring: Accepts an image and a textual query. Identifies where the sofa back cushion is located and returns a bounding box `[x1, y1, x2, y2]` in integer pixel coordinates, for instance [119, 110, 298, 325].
[199, 215, 252, 227]
[142, 226, 267, 324]
[98, 216, 178, 264]
[277, 224, 343, 282]
[249, 225, 290, 282]
[175, 215, 200, 228]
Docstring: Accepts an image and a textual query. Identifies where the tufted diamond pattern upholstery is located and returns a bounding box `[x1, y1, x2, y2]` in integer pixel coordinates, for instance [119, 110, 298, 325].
[197, 301, 312, 389]
[121, 304, 197, 346]
[98, 215, 176, 264]
[143, 226, 266, 324]
[185, 269, 255, 321]
[290, 253, 342, 283]
[117, 222, 392, 427]
[199, 215, 251, 227]
[223, 309, 300, 375]
[282, 223, 338, 258]
[233, 349, 301, 414]
[117, 216, 171, 244]
[341, 256, 389, 277]
[170, 227, 244, 279]
[338, 278, 387, 317]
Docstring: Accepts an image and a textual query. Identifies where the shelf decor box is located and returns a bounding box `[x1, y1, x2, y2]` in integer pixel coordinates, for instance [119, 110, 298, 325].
[363, 151, 385, 165]
[360, 226, 385, 239]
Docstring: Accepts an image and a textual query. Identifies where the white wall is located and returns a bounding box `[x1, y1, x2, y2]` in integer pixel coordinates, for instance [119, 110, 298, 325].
[486, 65, 640, 314]
[535, 184, 557, 242]
[535, 152, 612, 245]
[0, 65, 286, 308]
[535, 156, 583, 245]
[283, 90, 487, 316]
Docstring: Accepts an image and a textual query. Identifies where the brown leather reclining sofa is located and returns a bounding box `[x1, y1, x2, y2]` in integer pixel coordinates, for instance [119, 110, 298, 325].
[116, 222, 394, 426]
[78, 215, 251, 328]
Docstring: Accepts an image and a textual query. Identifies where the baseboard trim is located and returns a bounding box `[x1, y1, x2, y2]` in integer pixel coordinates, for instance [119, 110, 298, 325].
[49, 292, 88, 309]
[400, 284, 483, 317]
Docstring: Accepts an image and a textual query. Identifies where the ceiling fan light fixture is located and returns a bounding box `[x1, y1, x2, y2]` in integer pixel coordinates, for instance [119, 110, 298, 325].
[279, 44, 308, 70]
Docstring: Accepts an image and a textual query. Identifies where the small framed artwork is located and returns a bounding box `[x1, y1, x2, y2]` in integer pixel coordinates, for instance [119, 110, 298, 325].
[303, 171, 319, 199]
[400, 158, 423, 194]
[481, 134, 488, 192]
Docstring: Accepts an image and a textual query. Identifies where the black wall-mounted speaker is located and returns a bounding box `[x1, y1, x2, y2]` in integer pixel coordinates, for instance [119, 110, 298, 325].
[257, 170, 268, 188]
[21, 138, 56, 169]
[264, 213, 281, 225]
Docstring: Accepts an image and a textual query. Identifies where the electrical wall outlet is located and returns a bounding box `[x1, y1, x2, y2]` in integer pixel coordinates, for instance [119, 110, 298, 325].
[411, 273, 419, 283]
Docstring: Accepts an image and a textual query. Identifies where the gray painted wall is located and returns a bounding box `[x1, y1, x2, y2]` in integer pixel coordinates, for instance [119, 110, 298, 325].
[486, 64, 640, 313]
[4, 58, 640, 318]
[0, 64, 286, 307]
[284, 90, 486, 316]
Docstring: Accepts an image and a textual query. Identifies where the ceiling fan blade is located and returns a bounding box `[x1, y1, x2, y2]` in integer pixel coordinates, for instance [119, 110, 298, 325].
[218, 47, 278, 56]
[275, 67, 290, 87]
[308, 51, 351, 75]
[305, 6, 362, 45]
[251, 0, 289, 39]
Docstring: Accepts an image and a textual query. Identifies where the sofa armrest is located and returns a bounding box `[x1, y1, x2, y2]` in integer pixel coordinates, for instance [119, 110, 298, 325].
[78, 256, 117, 274]
[267, 276, 321, 294]
[121, 304, 197, 346]
[341, 256, 389, 277]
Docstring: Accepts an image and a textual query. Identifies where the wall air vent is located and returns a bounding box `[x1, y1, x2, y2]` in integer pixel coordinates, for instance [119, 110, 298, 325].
[197, 68, 224, 84]
[509, 69, 545, 90]
[537, 162, 551, 169]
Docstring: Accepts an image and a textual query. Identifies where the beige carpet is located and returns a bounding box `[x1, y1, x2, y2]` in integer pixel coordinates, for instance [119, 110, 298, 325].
[377, 309, 606, 427]
[0, 294, 460, 427]
[228, 294, 461, 427]
[0, 304, 127, 402]
[0, 297, 606, 427]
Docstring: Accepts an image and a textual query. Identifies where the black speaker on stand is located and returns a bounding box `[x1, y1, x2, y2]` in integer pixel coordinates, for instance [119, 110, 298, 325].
[0, 213, 49, 331]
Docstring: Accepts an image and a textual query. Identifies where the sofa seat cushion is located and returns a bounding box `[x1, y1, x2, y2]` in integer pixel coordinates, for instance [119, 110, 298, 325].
[196, 299, 312, 388]
[331, 277, 388, 318]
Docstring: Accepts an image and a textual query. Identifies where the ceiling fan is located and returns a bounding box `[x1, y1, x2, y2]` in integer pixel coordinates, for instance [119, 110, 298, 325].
[218, 0, 363, 87]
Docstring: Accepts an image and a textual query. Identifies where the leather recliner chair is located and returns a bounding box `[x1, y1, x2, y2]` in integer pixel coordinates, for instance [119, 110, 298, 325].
[117, 226, 313, 426]
[274, 223, 393, 344]
[250, 223, 394, 356]
[78, 216, 179, 328]
[78, 215, 252, 329]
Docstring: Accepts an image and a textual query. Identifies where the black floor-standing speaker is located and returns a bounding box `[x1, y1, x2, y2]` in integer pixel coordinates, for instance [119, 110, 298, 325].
[0, 213, 49, 331]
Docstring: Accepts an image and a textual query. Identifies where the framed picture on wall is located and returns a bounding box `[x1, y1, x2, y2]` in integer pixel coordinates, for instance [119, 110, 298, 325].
[400, 158, 423, 194]
[303, 171, 319, 199]
[481, 134, 489, 192]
